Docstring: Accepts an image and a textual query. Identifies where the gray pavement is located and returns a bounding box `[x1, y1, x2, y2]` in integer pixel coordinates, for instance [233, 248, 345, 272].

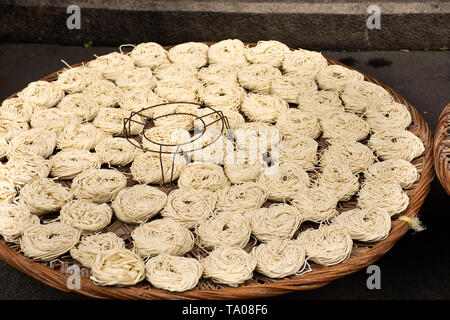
[1, 1, 449, 50]
[0, 43, 449, 300]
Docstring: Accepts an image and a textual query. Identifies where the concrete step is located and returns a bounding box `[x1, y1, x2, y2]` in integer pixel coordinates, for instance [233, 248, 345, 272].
[0, 0, 449, 50]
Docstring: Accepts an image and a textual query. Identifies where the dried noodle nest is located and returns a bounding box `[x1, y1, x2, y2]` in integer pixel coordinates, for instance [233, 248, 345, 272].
[114, 67, 157, 89]
[168, 42, 209, 68]
[357, 181, 409, 216]
[8, 128, 56, 158]
[364, 159, 419, 189]
[196, 212, 251, 249]
[57, 122, 109, 150]
[332, 207, 392, 242]
[365, 102, 412, 131]
[245, 40, 290, 68]
[252, 239, 307, 278]
[154, 78, 202, 102]
[55, 66, 102, 94]
[215, 182, 267, 215]
[93, 107, 144, 136]
[111, 184, 167, 224]
[320, 112, 370, 142]
[18, 80, 64, 108]
[320, 140, 376, 174]
[368, 129, 425, 162]
[130, 152, 186, 184]
[60, 199, 113, 234]
[198, 63, 238, 85]
[246, 204, 302, 242]
[238, 63, 281, 94]
[234, 122, 279, 153]
[291, 186, 339, 223]
[57, 93, 100, 122]
[20, 222, 81, 262]
[18, 177, 71, 216]
[154, 63, 198, 81]
[131, 219, 195, 258]
[240, 93, 289, 123]
[194, 107, 244, 131]
[341, 80, 393, 114]
[70, 232, 125, 268]
[129, 42, 170, 69]
[86, 52, 134, 81]
[94, 137, 138, 166]
[282, 49, 328, 79]
[318, 162, 360, 201]
[6, 153, 51, 187]
[70, 168, 127, 203]
[198, 83, 246, 110]
[141, 126, 191, 154]
[276, 108, 321, 140]
[277, 136, 318, 170]
[189, 129, 233, 164]
[316, 65, 364, 92]
[83, 79, 120, 108]
[161, 188, 217, 229]
[208, 39, 248, 67]
[0, 97, 35, 122]
[145, 253, 203, 292]
[152, 103, 198, 130]
[201, 246, 257, 287]
[118, 86, 163, 118]
[178, 162, 229, 191]
[0, 168, 16, 202]
[257, 160, 310, 201]
[296, 224, 353, 266]
[297, 89, 344, 116]
[0, 203, 40, 243]
[90, 249, 145, 286]
[0, 120, 30, 141]
[49, 149, 102, 180]
[223, 148, 267, 184]
[271, 72, 318, 103]
[30, 108, 81, 136]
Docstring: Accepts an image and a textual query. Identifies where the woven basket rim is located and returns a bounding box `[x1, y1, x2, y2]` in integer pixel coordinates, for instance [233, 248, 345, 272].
[0, 43, 434, 300]
[434, 102, 450, 194]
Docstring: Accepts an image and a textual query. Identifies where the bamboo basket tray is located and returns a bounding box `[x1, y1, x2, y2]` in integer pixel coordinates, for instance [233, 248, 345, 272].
[0, 43, 434, 300]
[434, 102, 450, 194]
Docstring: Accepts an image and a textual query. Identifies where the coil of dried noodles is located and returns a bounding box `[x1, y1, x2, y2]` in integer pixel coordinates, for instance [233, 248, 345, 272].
[90, 249, 145, 286]
[201, 246, 257, 287]
[296, 224, 353, 266]
[196, 212, 251, 249]
[70, 232, 125, 268]
[247, 204, 302, 242]
[112, 184, 167, 224]
[251, 239, 307, 278]
[20, 222, 81, 261]
[60, 199, 113, 234]
[145, 253, 203, 292]
[332, 207, 392, 242]
[50, 149, 101, 180]
[70, 168, 127, 203]
[161, 188, 217, 229]
[19, 177, 71, 215]
[131, 219, 194, 258]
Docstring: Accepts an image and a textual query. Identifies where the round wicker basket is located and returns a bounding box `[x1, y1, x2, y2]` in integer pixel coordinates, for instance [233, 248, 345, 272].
[0, 43, 434, 300]
[434, 102, 450, 194]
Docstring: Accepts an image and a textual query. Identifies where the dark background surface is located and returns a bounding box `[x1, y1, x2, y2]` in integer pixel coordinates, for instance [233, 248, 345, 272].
[0, 43, 449, 300]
